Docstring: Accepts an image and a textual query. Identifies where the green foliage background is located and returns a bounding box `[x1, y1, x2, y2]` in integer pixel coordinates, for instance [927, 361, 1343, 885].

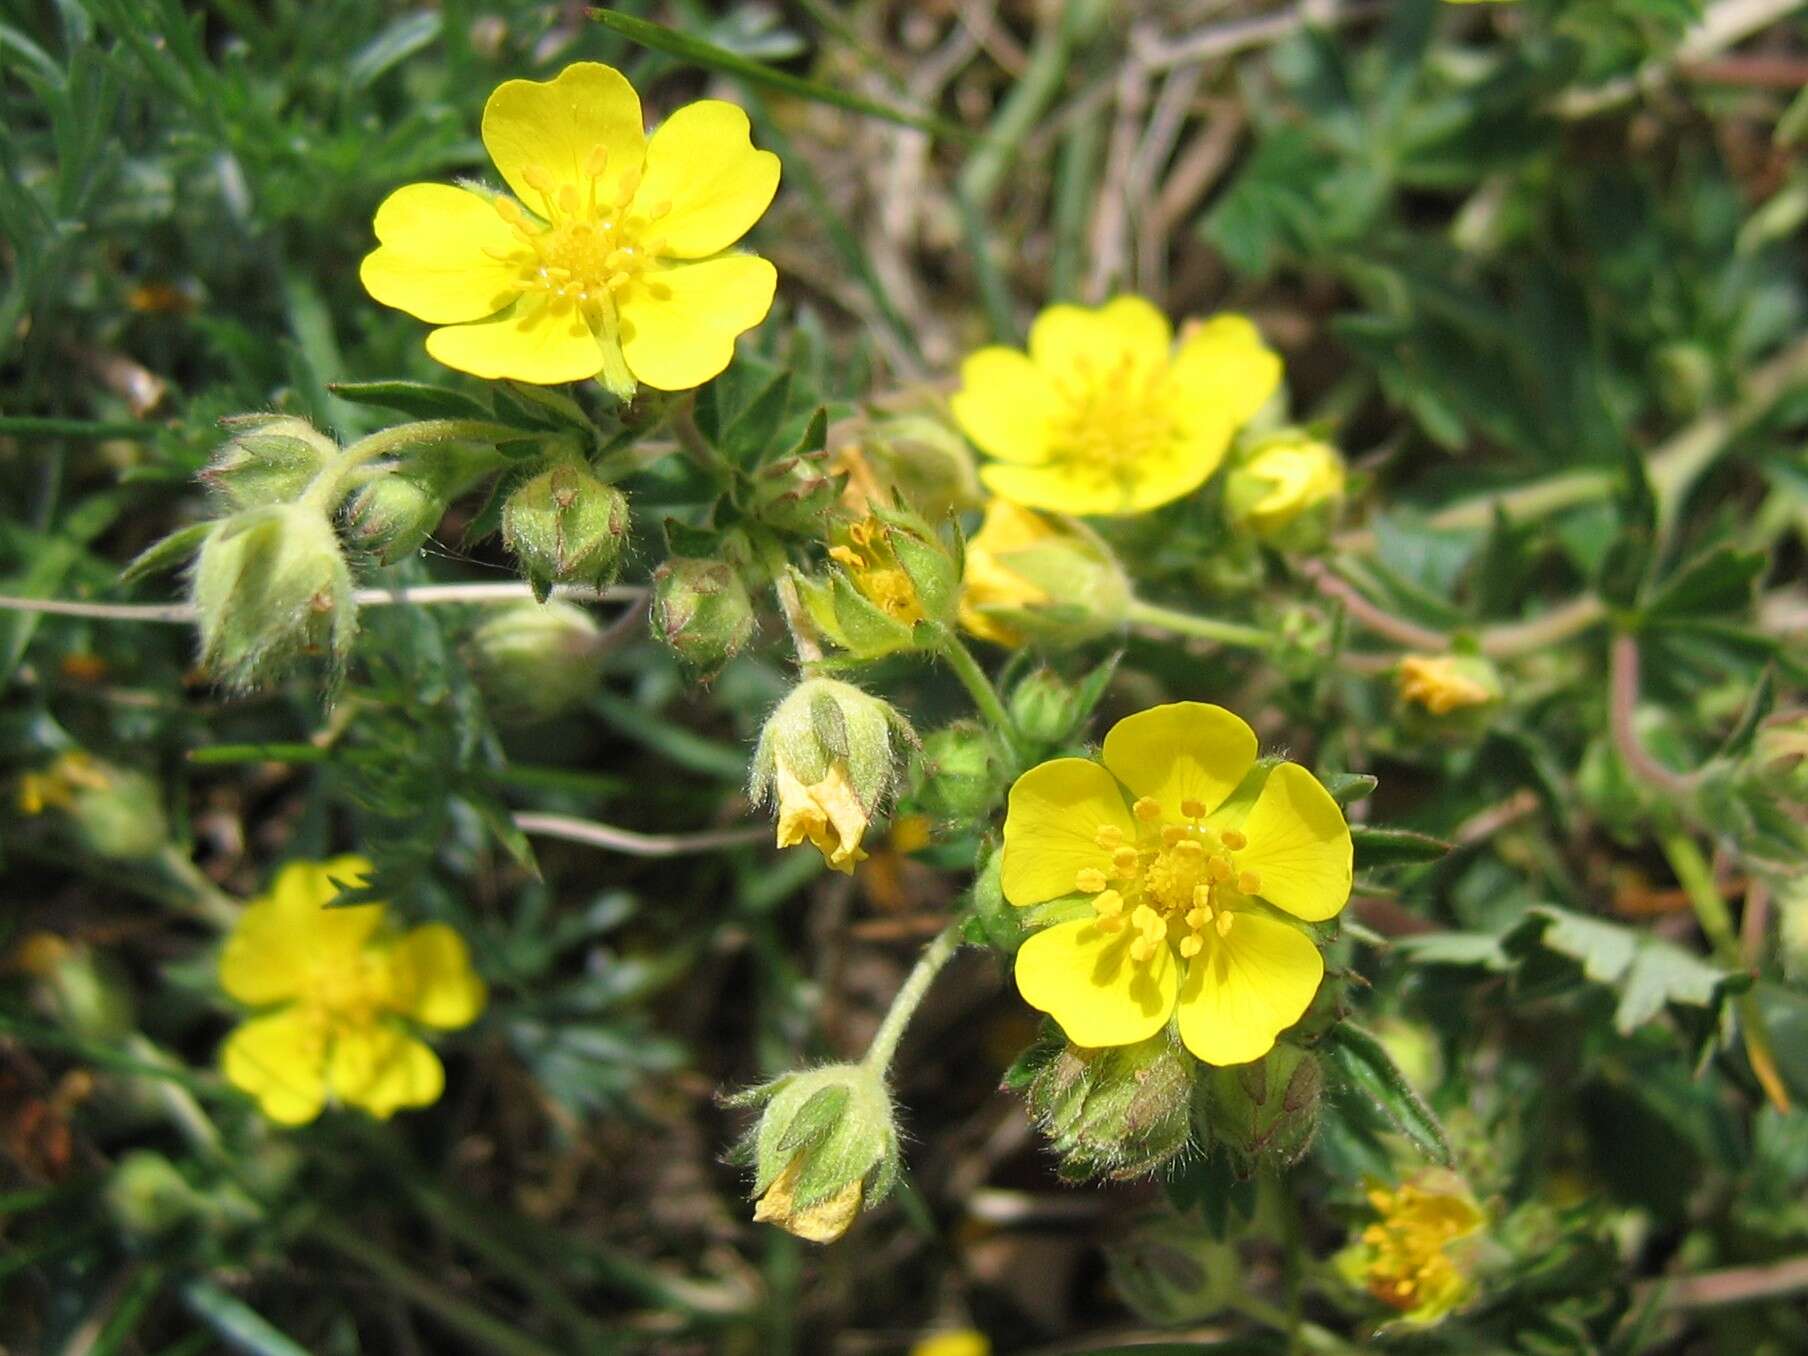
[4, 0, 1808, 1352]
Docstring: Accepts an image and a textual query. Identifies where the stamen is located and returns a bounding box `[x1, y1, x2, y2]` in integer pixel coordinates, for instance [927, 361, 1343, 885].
[584, 143, 610, 178]
[1175, 838, 1204, 859]
[1180, 798, 1206, 819]
[1133, 797, 1162, 822]
[1094, 824, 1124, 849]
[1178, 935, 1203, 958]
[614, 167, 642, 207]
[1129, 936, 1156, 963]
[558, 185, 580, 215]
[1207, 856, 1233, 883]
[1160, 825, 1184, 848]
[1237, 871, 1262, 895]
[1215, 910, 1235, 937]
[521, 164, 555, 195]
[1093, 889, 1124, 919]
[1185, 907, 1209, 930]
[1221, 829, 1248, 851]
[1111, 846, 1140, 877]
[1075, 867, 1108, 894]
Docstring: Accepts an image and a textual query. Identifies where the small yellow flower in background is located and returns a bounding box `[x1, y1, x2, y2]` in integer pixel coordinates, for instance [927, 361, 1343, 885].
[950, 296, 1281, 516]
[361, 62, 780, 397]
[218, 857, 485, 1125]
[910, 1329, 990, 1356]
[1398, 654, 1499, 716]
[1335, 1171, 1486, 1326]
[1225, 433, 1346, 539]
[958, 499, 1130, 647]
[1002, 703, 1351, 1065]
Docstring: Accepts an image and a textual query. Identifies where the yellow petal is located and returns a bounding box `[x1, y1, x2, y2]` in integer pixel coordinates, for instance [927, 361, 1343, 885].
[1000, 757, 1134, 906]
[328, 1023, 445, 1119]
[481, 62, 646, 213]
[978, 460, 1138, 516]
[1029, 295, 1172, 379]
[1169, 314, 1281, 432]
[633, 100, 779, 258]
[386, 925, 487, 1029]
[618, 254, 776, 390]
[220, 857, 383, 1006]
[753, 1155, 863, 1243]
[1100, 703, 1257, 821]
[1014, 918, 1177, 1048]
[1235, 763, 1353, 922]
[220, 1009, 328, 1125]
[360, 183, 525, 324]
[1120, 421, 1236, 512]
[774, 759, 870, 874]
[950, 347, 1056, 465]
[1174, 912, 1323, 1065]
[426, 295, 604, 385]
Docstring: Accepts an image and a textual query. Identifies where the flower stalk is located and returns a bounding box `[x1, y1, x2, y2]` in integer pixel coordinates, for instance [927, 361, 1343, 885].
[861, 923, 963, 1077]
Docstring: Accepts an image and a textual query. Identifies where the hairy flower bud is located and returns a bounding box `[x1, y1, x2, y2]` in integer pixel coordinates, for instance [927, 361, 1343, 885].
[1019, 1027, 1194, 1182]
[834, 413, 982, 519]
[1223, 432, 1345, 548]
[958, 500, 1129, 647]
[1199, 1043, 1322, 1174]
[502, 463, 630, 598]
[17, 751, 167, 861]
[651, 557, 756, 672]
[1007, 669, 1088, 746]
[795, 509, 961, 658]
[726, 1062, 902, 1244]
[468, 601, 602, 723]
[201, 415, 340, 510]
[190, 504, 357, 688]
[344, 469, 445, 566]
[749, 451, 844, 532]
[909, 722, 1006, 825]
[750, 679, 914, 873]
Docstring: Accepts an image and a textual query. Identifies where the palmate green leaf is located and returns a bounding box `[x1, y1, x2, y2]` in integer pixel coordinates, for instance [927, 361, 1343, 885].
[589, 9, 972, 144]
[1514, 906, 1735, 1034]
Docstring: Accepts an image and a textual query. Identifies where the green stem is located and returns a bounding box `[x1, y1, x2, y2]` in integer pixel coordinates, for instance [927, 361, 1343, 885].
[301, 418, 523, 512]
[306, 1217, 565, 1356]
[157, 846, 239, 930]
[937, 631, 1025, 762]
[1659, 827, 1792, 1113]
[1127, 597, 1274, 651]
[760, 541, 824, 666]
[1228, 1294, 1358, 1354]
[861, 924, 963, 1077]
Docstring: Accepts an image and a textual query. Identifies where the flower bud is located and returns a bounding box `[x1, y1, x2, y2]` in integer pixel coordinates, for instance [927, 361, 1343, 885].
[468, 601, 602, 723]
[1199, 1043, 1322, 1175]
[795, 509, 961, 658]
[12, 932, 135, 1042]
[201, 415, 339, 510]
[106, 1150, 201, 1240]
[1007, 669, 1087, 746]
[750, 678, 914, 873]
[727, 1062, 901, 1243]
[1105, 1214, 1238, 1325]
[651, 557, 756, 672]
[958, 500, 1129, 647]
[834, 413, 982, 519]
[749, 451, 845, 533]
[190, 504, 356, 688]
[17, 751, 167, 861]
[502, 463, 630, 598]
[909, 722, 1005, 824]
[1021, 1028, 1194, 1182]
[344, 469, 447, 566]
[1753, 714, 1808, 805]
[1397, 653, 1502, 735]
[1333, 1170, 1486, 1327]
[1223, 432, 1345, 548]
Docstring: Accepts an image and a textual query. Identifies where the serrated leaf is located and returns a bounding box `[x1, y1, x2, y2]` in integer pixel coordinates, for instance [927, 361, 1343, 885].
[1323, 1023, 1453, 1166]
[328, 380, 492, 422]
[1394, 931, 1514, 971]
[119, 520, 213, 584]
[1512, 906, 1733, 1034]
[1351, 824, 1450, 868]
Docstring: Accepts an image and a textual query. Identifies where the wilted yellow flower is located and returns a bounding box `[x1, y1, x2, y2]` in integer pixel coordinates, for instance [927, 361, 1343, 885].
[362, 62, 779, 396]
[1398, 655, 1498, 716]
[1336, 1172, 1486, 1325]
[774, 759, 873, 874]
[1225, 434, 1345, 538]
[753, 1155, 864, 1243]
[218, 858, 485, 1125]
[950, 296, 1280, 516]
[1003, 703, 1351, 1065]
[957, 499, 1129, 647]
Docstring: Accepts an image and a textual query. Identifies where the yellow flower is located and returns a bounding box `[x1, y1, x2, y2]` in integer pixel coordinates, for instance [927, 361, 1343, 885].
[1001, 703, 1351, 1066]
[950, 296, 1281, 516]
[217, 857, 486, 1125]
[910, 1331, 990, 1356]
[1226, 434, 1346, 538]
[774, 759, 872, 875]
[752, 1155, 864, 1243]
[1397, 655, 1498, 716]
[957, 498, 1129, 647]
[1335, 1172, 1486, 1325]
[361, 62, 780, 397]
[829, 516, 930, 628]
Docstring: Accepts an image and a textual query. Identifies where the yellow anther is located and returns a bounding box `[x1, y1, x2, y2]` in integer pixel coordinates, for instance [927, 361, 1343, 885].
[1192, 884, 1212, 910]
[1215, 910, 1235, 937]
[521, 164, 555, 194]
[1133, 797, 1163, 822]
[1129, 936, 1156, 963]
[1207, 856, 1232, 883]
[584, 143, 610, 178]
[493, 197, 526, 225]
[1160, 825, 1184, 848]
[1175, 838, 1204, 859]
[1178, 935, 1203, 958]
[1094, 824, 1124, 849]
[1093, 889, 1124, 918]
[1075, 867, 1108, 894]
[615, 167, 642, 206]
[1097, 914, 1124, 934]
[1238, 871, 1262, 896]
[1185, 907, 1209, 930]
[1111, 846, 1140, 877]
[1180, 798, 1206, 819]
[1221, 828, 1248, 851]
[558, 185, 580, 215]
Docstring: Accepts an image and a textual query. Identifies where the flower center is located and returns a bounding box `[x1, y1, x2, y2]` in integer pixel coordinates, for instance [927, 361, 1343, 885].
[1359, 1186, 1473, 1312]
[1048, 352, 1178, 487]
[1071, 796, 1262, 965]
[488, 146, 675, 313]
[301, 950, 389, 1031]
[829, 519, 926, 624]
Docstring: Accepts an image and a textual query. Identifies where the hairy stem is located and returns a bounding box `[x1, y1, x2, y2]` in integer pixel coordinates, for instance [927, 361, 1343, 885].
[937, 631, 1025, 763]
[861, 924, 963, 1078]
[1127, 596, 1275, 651]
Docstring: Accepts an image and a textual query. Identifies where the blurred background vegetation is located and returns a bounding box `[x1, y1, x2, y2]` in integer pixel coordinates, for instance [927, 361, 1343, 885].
[4, 0, 1808, 1352]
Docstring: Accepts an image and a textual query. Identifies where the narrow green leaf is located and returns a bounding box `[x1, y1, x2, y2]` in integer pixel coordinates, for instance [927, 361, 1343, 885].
[1319, 772, 1379, 807]
[347, 11, 443, 89]
[1324, 1023, 1453, 1166]
[1351, 824, 1450, 868]
[328, 380, 492, 422]
[119, 520, 214, 584]
[182, 1279, 315, 1356]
